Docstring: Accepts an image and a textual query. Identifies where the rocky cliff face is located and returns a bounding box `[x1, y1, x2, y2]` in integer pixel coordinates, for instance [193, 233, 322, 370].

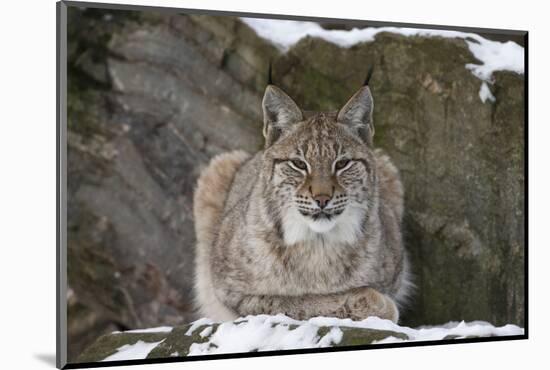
[66, 7, 525, 361]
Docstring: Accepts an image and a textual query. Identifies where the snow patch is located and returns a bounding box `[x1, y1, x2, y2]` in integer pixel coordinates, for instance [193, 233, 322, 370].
[102, 315, 524, 360]
[101, 339, 165, 362]
[185, 314, 523, 355]
[317, 326, 344, 347]
[241, 18, 524, 85]
[479, 82, 496, 103]
[185, 317, 214, 336]
[465, 39, 524, 81]
[372, 335, 406, 344]
[188, 314, 343, 355]
[112, 326, 173, 334]
[199, 326, 213, 338]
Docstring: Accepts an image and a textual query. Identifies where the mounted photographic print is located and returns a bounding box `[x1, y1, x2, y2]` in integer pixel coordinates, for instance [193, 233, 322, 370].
[56, 1, 527, 368]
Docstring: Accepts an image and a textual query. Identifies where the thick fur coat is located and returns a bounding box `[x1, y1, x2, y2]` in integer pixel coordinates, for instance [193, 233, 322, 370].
[193, 83, 411, 323]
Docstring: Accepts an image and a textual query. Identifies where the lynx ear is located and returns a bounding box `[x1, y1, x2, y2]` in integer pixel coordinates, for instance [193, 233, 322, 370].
[262, 85, 303, 147]
[337, 86, 375, 144]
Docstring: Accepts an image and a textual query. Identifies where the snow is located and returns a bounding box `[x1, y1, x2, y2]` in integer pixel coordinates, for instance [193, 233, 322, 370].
[240, 17, 524, 102]
[304, 315, 523, 342]
[465, 38, 524, 81]
[111, 326, 173, 334]
[101, 339, 165, 362]
[317, 326, 344, 346]
[101, 314, 523, 361]
[185, 318, 214, 336]
[185, 314, 523, 355]
[479, 81, 496, 103]
[187, 314, 344, 355]
[199, 326, 213, 338]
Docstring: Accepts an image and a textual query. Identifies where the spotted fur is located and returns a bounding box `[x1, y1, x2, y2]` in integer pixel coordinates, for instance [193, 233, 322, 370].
[193, 84, 411, 323]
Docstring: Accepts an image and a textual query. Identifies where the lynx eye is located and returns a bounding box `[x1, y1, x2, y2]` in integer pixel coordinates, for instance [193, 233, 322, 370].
[290, 159, 308, 171]
[335, 159, 351, 171]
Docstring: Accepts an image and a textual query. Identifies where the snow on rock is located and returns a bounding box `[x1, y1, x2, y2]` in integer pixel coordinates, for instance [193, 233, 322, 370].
[111, 326, 173, 334]
[101, 339, 166, 362]
[78, 315, 524, 362]
[465, 38, 524, 81]
[185, 318, 214, 336]
[199, 326, 213, 338]
[185, 314, 523, 355]
[241, 17, 524, 84]
[479, 82, 496, 103]
[187, 314, 344, 355]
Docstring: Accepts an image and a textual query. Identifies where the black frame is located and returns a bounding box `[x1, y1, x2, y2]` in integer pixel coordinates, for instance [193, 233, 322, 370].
[56, 1, 528, 368]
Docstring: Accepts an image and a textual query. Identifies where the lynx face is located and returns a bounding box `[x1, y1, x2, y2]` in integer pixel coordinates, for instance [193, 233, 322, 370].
[261, 84, 377, 245]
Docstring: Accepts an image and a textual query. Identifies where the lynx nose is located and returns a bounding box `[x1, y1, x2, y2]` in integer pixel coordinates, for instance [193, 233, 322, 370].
[313, 194, 331, 209]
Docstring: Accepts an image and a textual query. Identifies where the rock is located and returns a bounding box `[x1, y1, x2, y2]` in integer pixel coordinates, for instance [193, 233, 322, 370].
[66, 6, 524, 360]
[75, 315, 523, 363]
[77, 331, 169, 363]
[76, 320, 408, 362]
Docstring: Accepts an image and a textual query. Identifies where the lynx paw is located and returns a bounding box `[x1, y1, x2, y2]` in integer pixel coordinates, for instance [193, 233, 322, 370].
[344, 287, 399, 323]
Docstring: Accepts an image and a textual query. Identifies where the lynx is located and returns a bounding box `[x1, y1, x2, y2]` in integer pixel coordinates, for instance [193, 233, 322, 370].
[193, 77, 411, 323]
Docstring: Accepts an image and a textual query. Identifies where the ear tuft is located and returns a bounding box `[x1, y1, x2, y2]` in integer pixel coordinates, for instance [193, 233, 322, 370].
[262, 85, 303, 147]
[337, 86, 374, 144]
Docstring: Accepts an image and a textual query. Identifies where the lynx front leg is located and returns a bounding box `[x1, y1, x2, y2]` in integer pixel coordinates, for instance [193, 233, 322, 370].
[343, 287, 399, 323]
[227, 287, 399, 323]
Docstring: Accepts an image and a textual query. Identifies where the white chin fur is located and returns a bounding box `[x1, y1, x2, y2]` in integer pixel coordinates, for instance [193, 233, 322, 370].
[307, 218, 337, 233]
[282, 207, 364, 246]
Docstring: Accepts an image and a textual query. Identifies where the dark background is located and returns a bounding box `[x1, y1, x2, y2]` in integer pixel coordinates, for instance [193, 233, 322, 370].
[66, 6, 525, 361]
